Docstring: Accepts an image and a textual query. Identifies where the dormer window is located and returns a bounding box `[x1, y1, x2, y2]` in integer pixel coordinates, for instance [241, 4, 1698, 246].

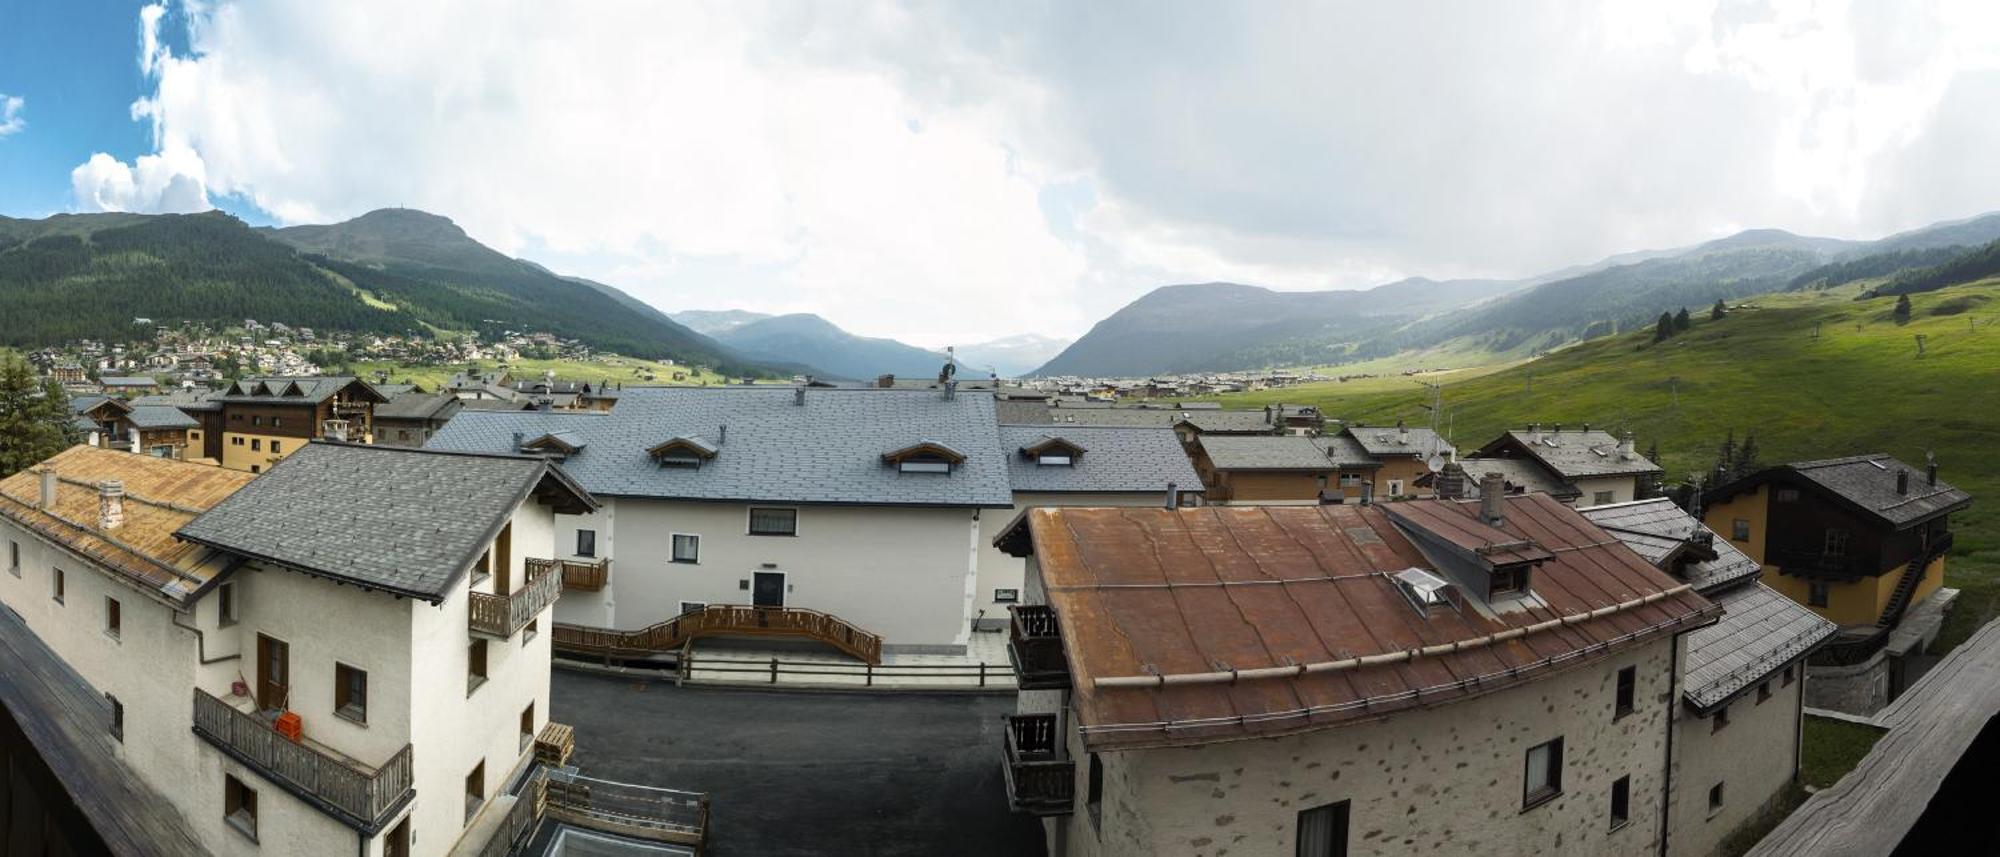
[883, 440, 966, 475]
[1490, 564, 1531, 596]
[647, 436, 718, 469]
[521, 430, 586, 460]
[1020, 436, 1085, 467]
[1036, 454, 1073, 467]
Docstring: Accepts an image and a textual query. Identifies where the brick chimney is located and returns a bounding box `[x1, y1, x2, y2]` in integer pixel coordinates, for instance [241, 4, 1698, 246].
[1480, 472, 1506, 525]
[1435, 461, 1468, 499]
[38, 468, 57, 511]
[97, 481, 125, 531]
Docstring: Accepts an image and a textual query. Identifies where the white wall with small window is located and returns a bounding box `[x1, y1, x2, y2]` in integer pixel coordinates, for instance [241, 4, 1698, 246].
[1668, 653, 1810, 857]
[1572, 474, 1643, 508]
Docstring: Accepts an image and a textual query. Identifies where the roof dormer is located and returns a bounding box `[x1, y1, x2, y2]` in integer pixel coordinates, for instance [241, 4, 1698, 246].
[520, 430, 587, 459]
[647, 435, 719, 468]
[1019, 436, 1085, 467]
[883, 439, 966, 474]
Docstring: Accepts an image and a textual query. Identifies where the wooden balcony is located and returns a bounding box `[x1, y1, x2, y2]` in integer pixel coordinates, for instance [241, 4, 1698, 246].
[1002, 713, 1074, 816]
[469, 559, 563, 639]
[191, 689, 413, 831]
[555, 604, 884, 664]
[528, 557, 611, 592]
[1008, 605, 1069, 690]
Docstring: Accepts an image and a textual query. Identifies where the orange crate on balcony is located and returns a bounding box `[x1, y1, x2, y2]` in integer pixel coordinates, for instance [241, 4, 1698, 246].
[274, 711, 303, 743]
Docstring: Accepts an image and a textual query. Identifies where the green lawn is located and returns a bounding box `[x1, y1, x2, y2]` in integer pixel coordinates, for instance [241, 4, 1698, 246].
[1800, 714, 1886, 789]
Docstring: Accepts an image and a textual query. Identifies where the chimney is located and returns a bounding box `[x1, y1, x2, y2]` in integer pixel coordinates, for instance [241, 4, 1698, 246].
[38, 468, 57, 511]
[1164, 482, 1181, 509]
[1359, 480, 1374, 506]
[1436, 461, 1467, 500]
[1396, 419, 1409, 444]
[1582, 422, 1591, 433]
[1619, 432, 1636, 459]
[1928, 460, 1939, 487]
[512, 431, 524, 450]
[1896, 470, 1910, 495]
[718, 424, 727, 445]
[794, 384, 806, 406]
[1479, 472, 1506, 525]
[97, 481, 125, 531]
[943, 380, 958, 401]
[1528, 422, 1541, 443]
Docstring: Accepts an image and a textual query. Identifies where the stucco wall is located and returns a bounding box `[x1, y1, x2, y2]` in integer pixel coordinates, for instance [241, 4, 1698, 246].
[1669, 663, 1804, 857]
[1573, 475, 1642, 508]
[1218, 471, 1326, 503]
[219, 430, 307, 472]
[1044, 636, 1682, 857]
[1703, 488, 1768, 566]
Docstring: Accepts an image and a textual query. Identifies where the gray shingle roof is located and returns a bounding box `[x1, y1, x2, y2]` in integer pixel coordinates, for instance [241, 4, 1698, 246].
[375, 391, 460, 420]
[217, 376, 384, 404]
[426, 387, 1014, 507]
[1314, 434, 1379, 469]
[1682, 582, 1836, 710]
[1454, 457, 1582, 500]
[1028, 406, 1278, 434]
[1478, 429, 1661, 478]
[125, 405, 199, 430]
[1785, 454, 1971, 529]
[1198, 435, 1337, 471]
[999, 425, 1202, 494]
[1345, 425, 1455, 459]
[1582, 498, 1760, 592]
[175, 442, 597, 601]
[99, 376, 159, 387]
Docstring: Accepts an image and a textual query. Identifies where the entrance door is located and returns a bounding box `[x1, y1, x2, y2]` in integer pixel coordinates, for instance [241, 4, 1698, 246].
[752, 572, 785, 608]
[493, 523, 513, 593]
[257, 634, 290, 712]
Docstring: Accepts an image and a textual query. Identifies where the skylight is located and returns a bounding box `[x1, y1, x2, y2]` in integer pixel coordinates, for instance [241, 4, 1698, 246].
[1393, 567, 1456, 615]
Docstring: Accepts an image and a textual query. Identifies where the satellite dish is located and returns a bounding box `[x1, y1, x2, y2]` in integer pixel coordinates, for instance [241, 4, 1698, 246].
[1426, 453, 1444, 472]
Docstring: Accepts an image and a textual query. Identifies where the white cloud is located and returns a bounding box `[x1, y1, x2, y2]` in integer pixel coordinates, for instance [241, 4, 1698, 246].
[78, 1, 2000, 342]
[0, 94, 23, 138]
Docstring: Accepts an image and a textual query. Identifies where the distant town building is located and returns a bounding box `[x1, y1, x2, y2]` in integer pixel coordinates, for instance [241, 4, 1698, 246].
[180, 377, 388, 472]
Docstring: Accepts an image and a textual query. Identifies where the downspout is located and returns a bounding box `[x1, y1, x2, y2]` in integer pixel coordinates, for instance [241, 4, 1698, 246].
[1658, 629, 1684, 857]
[1791, 657, 1805, 787]
[170, 608, 241, 665]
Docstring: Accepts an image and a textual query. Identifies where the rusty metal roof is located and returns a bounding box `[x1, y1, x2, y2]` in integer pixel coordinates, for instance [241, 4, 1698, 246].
[1006, 496, 1719, 751]
[0, 446, 253, 608]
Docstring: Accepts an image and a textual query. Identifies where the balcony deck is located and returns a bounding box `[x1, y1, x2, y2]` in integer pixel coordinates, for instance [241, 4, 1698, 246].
[190, 689, 413, 832]
[528, 557, 611, 593]
[471, 559, 564, 638]
[554, 604, 884, 665]
[1001, 713, 1074, 816]
[1008, 605, 1069, 690]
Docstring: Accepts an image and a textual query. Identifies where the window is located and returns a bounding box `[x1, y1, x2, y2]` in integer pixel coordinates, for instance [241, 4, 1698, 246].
[1296, 800, 1350, 857]
[1614, 666, 1636, 719]
[1711, 704, 1730, 733]
[520, 702, 536, 751]
[671, 533, 700, 563]
[898, 457, 953, 473]
[270, 440, 282, 454]
[1707, 782, 1725, 814]
[993, 588, 1020, 603]
[1757, 681, 1772, 704]
[251, 416, 263, 427]
[217, 582, 237, 627]
[1386, 479, 1405, 496]
[1338, 472, 1361, 487]
[1523, 737, 1564, 808]
[1609, 775, 1630, 831]
[272, 417, 282, 428]
[1732, 519, 1751, 541]
[1036, 454, 1073, 467]
[1086, 753, 1104, 828]
[1824, 528, 1850, 558]
[465, 760, 485, 824]
[52, 567, 64, 604]
[1808, 581, 1830, 608]
[107, 693, 123, 742]
[249, 465, 260, 474]
[250, 439, 261, 452]
[9, 539, 20, 576]
[1491, 565, 1530, 596]
[1593, 490, 1615, 506]
[1777, 488, 1801, 502]
[335, 663, 368, 724]
[748, 508, 797, 536]
[467, 640, 488, 694]
[105, 597, 121, 640]
[1782, 664, 1796, 687]
[575, 529, 597, 558]
[231, 436, 243, 446]
[225, 774, 258, 841]
[679, 601, 707, 615]
[524, 618, 538, 645]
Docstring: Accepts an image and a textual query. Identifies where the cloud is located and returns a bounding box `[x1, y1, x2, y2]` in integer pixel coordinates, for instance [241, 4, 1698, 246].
[0, 94, 23, 138]
[79, 1, 2000, 342]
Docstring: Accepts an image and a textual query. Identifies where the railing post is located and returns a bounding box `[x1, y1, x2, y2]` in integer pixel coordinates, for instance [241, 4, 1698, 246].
[866, 662, 873, 687]
[769, 657, 779, 684]
[980, 662, 988, 687]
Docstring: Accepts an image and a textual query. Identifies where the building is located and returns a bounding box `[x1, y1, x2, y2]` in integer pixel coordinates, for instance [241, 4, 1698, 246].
[180, 377, 388, 472]
[70, 395, 203, 459]
[972, 425, 1202, 629]
[1583, 498, 1837, 857]
[1701, 454, 1968, 713]
[1187, 434, 1337, 503]
[993, 489, 1723, 856]
[98, 375, 162, 397]
[428, 385, 1014, 653]
[373, 391, 464, 448]
[1340, 420, 1454, 498]
[1469, 424, 1663, 507]
[0, 442, 594, 856]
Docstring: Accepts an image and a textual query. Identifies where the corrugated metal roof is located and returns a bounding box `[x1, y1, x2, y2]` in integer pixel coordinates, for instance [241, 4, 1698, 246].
[1009, 496, 1719, 751]
[1681, 583, 1835, 710]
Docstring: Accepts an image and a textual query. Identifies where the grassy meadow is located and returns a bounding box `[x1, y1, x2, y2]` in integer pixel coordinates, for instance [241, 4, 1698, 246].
[352, 354, 733, 391]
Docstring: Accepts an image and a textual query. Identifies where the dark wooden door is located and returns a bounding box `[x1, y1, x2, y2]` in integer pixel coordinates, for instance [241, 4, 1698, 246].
[257, 634, 289, 711]
[753, 572, 785, 608]
[493, 523, 513, 593]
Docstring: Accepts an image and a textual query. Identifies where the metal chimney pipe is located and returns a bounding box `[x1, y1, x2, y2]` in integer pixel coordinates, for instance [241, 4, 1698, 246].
[1480, 472, 1506, 525]
[1896, 470, 1910, 495]
[1928, 461, 1939, 487]
[1164, 482, 1180, 509]
[1359, 481, 1374, 507]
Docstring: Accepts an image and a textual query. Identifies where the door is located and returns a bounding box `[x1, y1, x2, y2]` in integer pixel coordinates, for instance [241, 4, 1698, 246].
[384, 817, 410, 857]
[256, 634, 290, 712]
[493, 523, 513, 593]
[752, 572, 785, 608]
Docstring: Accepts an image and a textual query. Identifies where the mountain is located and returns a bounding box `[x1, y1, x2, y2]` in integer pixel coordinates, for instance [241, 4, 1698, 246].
[705, 313, 951, 380]
[953, 334, 1072, 378]
[671, 309, 774, 336]
[1034, 277, 1522, 377]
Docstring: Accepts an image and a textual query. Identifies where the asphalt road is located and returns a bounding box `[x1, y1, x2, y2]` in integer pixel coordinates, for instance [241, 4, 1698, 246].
[551, 669, 1049, 857]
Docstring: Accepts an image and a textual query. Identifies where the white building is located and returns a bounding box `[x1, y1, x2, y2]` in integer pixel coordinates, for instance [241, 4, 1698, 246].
[0, 442, 594, 856]
[993, 484, 1820, 857]
[1468, 425, 1665, 507]
[427, 385, 1016, 653]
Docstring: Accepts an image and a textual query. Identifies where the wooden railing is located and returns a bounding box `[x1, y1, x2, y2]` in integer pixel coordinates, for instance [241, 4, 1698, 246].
[544, 770, 709, 848]
[1008, 605, 1069, 689]
[474, 769, 547, 857]
[555, 604, 883, 664]
[190, 689, 413, 829]
[1002, 713, 1074, 816]
[527, 557, 611, 592]
[469, 559, 563, 638]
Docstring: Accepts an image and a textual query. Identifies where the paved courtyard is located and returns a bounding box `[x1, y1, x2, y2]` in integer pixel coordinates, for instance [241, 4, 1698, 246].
[551, 670, 1048, 857]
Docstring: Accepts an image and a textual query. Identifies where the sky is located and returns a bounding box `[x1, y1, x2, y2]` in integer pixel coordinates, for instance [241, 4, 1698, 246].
[5, 1, 2000, 348]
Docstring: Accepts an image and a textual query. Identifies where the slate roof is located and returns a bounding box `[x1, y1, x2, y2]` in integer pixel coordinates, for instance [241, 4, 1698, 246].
[375, 391, 461, 421]
[1345, 424, 1455, 459]
[1713, 454, 1972, 530]
[131, 390, 220, 411]
[1681, 583, 1835, 710]
[1476, 429, 1662, 478]
[1032, 406, 1279, 434]
[1314, 434, 1379, 469]
[1197, 435, 1337, 471]
[175, 442, 597, 602]
[1583, 498, 1761, 592]
[99, 376, 159, 388]
[427, 386, 1015, 507]
[70, 395, 124, 415]
[1453, 457, 1582, 500]
[216, 376, 385, 404]
[125, 405, 200, 430]
[999, 425, 1202, 494]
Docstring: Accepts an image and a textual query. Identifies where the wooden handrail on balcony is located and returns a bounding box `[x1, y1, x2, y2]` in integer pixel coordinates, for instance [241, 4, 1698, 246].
[469, 559, 563, 638]
[554, 604, 884, 664]
[191, 689, 413, 831]
[1001, 713, 1074, 815]
[528, 557, 611, 593]
[1009, 605, 1069, 689]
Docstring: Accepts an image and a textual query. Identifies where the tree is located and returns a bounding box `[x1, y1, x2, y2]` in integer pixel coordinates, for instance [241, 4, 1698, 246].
[0, 354, 80, 477]
[1711, 299, 1727, 321]
[1674, 307, 1692, 331]
[1654, 312, 1675, 342]
[1893, 294, 1913, 323]
[1732, 431, 1762, 481]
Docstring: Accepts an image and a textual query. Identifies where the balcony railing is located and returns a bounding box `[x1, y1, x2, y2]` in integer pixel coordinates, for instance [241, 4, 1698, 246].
[528, 556, 611, 592]
[555, 604, 884, 664]
[469, 559, 563, 638]
[1008, 605, 1069, 690]
[544, 769, 710, 849]
[1002, 713, 1074, 815]
[191, 689, 413, 831]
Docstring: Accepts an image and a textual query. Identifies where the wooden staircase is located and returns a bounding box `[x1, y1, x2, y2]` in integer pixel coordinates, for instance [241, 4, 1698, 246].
[1877, 531, 1953, 629]
[554, 604, 884, 664]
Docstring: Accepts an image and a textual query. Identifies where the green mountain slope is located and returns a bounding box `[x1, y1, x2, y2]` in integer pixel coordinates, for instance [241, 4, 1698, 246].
[707, 313, 949, 380]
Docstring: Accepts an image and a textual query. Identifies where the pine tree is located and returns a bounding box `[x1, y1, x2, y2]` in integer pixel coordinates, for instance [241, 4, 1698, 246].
[0, 354, 79, 477]
[1674, 307, 1692, 331]
[1733, 431, 1762, 480]
[1894, 294, 1913, 323]
[1711, 299, 1727, 320]
[1655, 312, 1675, 342]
